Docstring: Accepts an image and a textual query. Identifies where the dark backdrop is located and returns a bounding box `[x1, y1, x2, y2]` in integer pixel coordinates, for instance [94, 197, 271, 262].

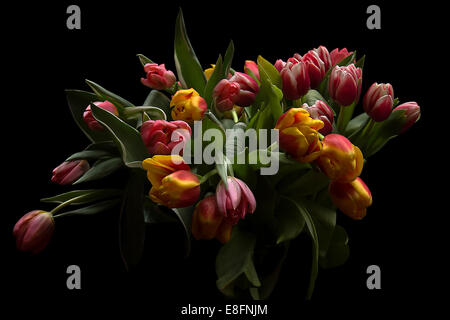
[3, 0, 440, 317]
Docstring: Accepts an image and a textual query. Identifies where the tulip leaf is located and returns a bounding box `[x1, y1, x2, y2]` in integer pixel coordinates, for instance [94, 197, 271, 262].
[203, 54, 224, 110]
[143, 90, 171, 120]
[41, 189, 122, 205]
[278, 169, 329, 198]
[301, 89, 328, 107]
[275, 199, 306, 244]
[319, 225, 350, 269]
[119, 170, 146, 270]
[74, 157, 123, 184]
[174, 9, 206, 92]
[55, 199, 121, 217]
[223, 40, 235, 77]
[66, 149, 114, 162]
[66, 90, 112, 143]
[90, 103, 150, 168]
[257, 55, 282, 89]
[345, 112, 370, 140]
[85, 79, 135, 113]
[172, 206, 194, 257]
[216, 227, 259, 297]
[137, 53, 155, 67]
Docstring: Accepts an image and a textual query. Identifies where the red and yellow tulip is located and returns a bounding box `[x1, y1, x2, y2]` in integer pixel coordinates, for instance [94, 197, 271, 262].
[170, 88, 207, 123]
[329, 177, 372, 220]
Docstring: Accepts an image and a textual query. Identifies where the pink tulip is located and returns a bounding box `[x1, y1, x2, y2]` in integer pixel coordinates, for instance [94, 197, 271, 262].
[13, 210, 54, 254]
[393, 102, 421, 133]
[280, 60, 310, 100]
[216, 177, 256, 225]
[213, 79, 241, 112]
[274, 59, 286, 72]
[314, 45, 332, 71]
[140, 120, 191, 155]
[244, 60, 260, 80]
[302, 50, 326, 88]
[141, 63, 176, 90]
[330, 48, 354, 66]
[303, 100, 334, 135]
[228, 72, 259, 107]
[51, 160, 90, 185]
[329, 64, 362, 106]
[83, 101, 119, 131]
[363, 82, 395, 122]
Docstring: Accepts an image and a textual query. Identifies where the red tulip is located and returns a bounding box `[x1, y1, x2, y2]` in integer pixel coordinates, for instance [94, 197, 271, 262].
[51, 160, 90, 185]
[302, 100, 334, 135]
[244, 60, 260, 80]
[393, 102, 421, 133]
[280, 60, 310, 100]
[140, 120, 191, 155]
[302, 50, 326, 88]
[83, 101, 119, 131]
[13, 210, 54, 254]
[213, 79, 241, 112]
[141, 63, 176, 90]
[228, 72, 259, 107]
[329, 64, 362, 106]
[330, 48, 353, 66]
[363, 82, 395, 122]
[314, 45, 332, 71]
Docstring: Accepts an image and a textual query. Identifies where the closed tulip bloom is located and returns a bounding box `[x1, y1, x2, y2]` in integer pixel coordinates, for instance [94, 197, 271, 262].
[216, 177, 256, 225]
[13, 210, 54, 254]
[275, 108, 324, 162]
[228, 72, 259, 107]
[363, 82, 395, 122]
[141, 63, 176, 90]
[329, 177, 372, 220]
[330, 48, 353, 66]
[140, 120, 191, 155]
[329, 64, 362, 106]
[302, 50, 326, 88]
[393, 102, 421, 133]
[51, 160, 90, 185]
[314, 45, 332, 71]
[170, 88, 207, 123]
[213, 79, 241, 112]
[274, 59, 286, 72]
[280, 60, 310, 100]
[316, 134, 363, 182]
[83, 101, 119, 131]
[142, 155, 200, 208]
[302, 100, 334, 135]
[244, 60, 260, 80]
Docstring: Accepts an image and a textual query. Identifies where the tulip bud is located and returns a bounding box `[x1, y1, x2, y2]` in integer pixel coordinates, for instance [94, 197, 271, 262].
[393, 102, 421, 134]
[275, 108, 324, 162]
[51, 160, 90, 185]
[280, 60, 310, 100]
[274, 59, 286, 72]
[244, 60, 260, 80]
[142, 155, 200, 208]
[213, 79, 241, 112]
[216, 177, 256, 225]
[141, 63, 176, 90]
[140, 120, 191, 155]
[13, 210, 54, 254]
[302, 100, 334, 135]
[228, 72, 259, 107]
[329, 64, 362, 106]
[170, 88, 207, 123]
[314, 45, 332, 71]
[363, 82, 395, 122]
[330, 48, 353, 66]
[204, 64, 215, 80]
[83, 101, 119, 131]
[329, 177, 372, 220]
[191, 195, 224, 240]
[302, 50, 326, 88]
[316, 134, 364, 182]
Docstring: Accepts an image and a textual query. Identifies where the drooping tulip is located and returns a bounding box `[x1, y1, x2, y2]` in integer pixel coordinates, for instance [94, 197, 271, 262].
[140, 120, 191, 155]
[329, 177, 372, 220]
[51, 160, 90, 185]
[13, 210, 54, 254]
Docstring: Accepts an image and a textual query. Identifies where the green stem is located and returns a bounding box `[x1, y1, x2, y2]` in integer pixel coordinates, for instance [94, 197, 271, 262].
[205, 111, 226, 134]
[50, 195, 89, 216]
[231, 109, 239, 123]
[123, 106, 167, 120]
[336, 102, 356, 134]
[199, 168, 218, 184]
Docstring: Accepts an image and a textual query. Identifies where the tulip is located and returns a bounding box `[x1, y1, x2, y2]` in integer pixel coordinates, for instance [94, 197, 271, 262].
[216, 177, 256, 225]
[393, 102, 421, 133]
[314, 45, 332, 71]
[228, 72, 259, 107]
[13, 210, 54, 254]
[244, 60, 260, 80]
[213, 79, 241, 112]
[329, 177, 372, 220]
[140, 120, 191, 155]
[142, 155, 200, 208]
[191, 195, 233, 243]
[275, 108, 324, 162]
[280, 60, 310, 100]
[170, 88, 207, 123]
[51, 160, 90, 185]
[274, 59, 286, 72]
[302, 50, 326, 88]
[302, 100, 334, 135]
[83, 101, 119, 131]
[363, 82, 395, 122]
[141, 63, 176, 90]
[204, 64, 215, 80]
[330, 48, 353, 66]
[316, 134, 363, 182]
[329, 64, 362, 107]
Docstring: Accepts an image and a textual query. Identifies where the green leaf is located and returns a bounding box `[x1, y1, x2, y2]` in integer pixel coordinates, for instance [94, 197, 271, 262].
[275, 199, 306, 244]
[257, 55, 282, 89]
[85, 79, 134, 113]
[74, 157, 123, 184]
[216, 227, 259, 296]
[66, 90, 112, 143]
[41, 189, 122, 205]
[90, 103, 150, 168]
[279, 169, 329, 198]
[345, 112, 370, 139]
[137, 53, 154, 67]
[66, 150, 113, 162]
[172, 206, 194, 257]
[301, 89, 328, 107]
[56, 199, 121, 217]
[119, 170, 146, 270]
[319, 225, 350, 269]
[174, 9, 206, 92]
[143, 90, 171, 120]
[223, 40, 235, 77]
[203, 54, 224, 109]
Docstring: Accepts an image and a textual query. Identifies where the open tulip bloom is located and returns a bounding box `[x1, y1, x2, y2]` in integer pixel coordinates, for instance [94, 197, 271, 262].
[14, 9, 421, 301]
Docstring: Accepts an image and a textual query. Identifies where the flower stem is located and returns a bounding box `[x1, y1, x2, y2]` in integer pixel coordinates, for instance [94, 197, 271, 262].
[199, 168, 218, 184]
[231, 109, 239, 123]
[50, 195, 89, 216]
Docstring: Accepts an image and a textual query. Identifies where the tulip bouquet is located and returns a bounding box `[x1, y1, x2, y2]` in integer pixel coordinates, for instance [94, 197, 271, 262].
[14, 10, 420, 300]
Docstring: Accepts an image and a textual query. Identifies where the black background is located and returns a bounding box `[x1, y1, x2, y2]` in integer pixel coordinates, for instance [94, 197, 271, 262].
[2, 0, 441, 317]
